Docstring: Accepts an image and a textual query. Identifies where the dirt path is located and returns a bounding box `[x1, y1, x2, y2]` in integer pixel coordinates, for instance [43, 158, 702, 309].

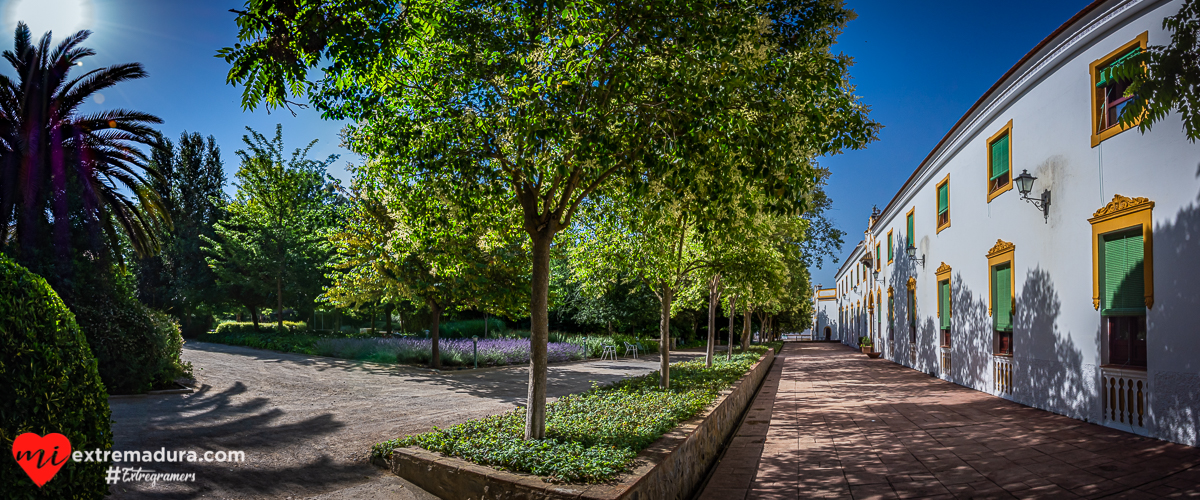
[108, 341, 687, 499]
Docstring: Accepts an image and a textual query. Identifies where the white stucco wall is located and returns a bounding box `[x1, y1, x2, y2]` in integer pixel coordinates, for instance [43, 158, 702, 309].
[831, 0, 1200, 446]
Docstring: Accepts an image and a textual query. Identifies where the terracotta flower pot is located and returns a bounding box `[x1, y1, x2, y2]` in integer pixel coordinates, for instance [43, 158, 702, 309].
[867, 352, 882, 359]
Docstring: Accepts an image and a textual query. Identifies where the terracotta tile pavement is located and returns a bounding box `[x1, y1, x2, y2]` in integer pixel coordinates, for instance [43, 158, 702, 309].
[696, 343, 1200, 499]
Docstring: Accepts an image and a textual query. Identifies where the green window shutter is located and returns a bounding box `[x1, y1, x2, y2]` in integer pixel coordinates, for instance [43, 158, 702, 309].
[1103, 231, 1145, 315]
[888, 296, 894, 323]
[876, 247, 881, 267]
[938, 183, 949, 214]
[939, 281, 951, 329]
[888, 233, 894, 260]
[994, 265, 1013, 331]
[907, 214, 914, 247]
[990, 135, 1010, 180]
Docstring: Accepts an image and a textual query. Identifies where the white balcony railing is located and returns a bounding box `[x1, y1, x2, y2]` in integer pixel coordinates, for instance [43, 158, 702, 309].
[940, 347, 951, 375]
[994, 355, 1013, 396]
[1101, 366, 1148, 434]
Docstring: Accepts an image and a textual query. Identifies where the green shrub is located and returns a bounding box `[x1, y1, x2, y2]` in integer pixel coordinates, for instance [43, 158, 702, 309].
[213, 321, 308, 336]
[0, 255, 112, 498]
[373, 346, 770, 483]
[71, 275, 193, 394]
[439, 318, 507, 339]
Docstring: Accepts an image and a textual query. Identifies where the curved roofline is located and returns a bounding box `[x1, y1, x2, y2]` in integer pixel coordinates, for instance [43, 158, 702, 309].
[873, 0, 1109, 223]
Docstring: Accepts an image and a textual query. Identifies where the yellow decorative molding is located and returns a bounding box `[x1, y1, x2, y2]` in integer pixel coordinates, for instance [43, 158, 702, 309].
[906, 276, 917, 291]
[986, 239, 1016, 259]
[935, 262, 952, 280]
[1089, 194, 1155, 222]
[887, 286, 894, 297]
[935, 174, 951, 234]
[1089, 194, 1154, 311]
[986, 120, 1014, 203]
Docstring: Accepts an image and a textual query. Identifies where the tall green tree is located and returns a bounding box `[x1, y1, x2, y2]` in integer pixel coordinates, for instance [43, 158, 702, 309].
[0, 22, 166, 280]
[202, 125, 339, 331]
[137, 132, 226, 335]
[323, 173, 529, 368]
[221, 0, 877, 439]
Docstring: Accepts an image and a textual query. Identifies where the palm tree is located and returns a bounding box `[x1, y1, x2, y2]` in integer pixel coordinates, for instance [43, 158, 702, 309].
[0, 22, 166, 269]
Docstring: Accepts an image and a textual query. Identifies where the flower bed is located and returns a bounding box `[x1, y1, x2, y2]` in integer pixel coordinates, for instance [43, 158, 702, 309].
[315, 337, 587, 367]
[371, 346, 772, 483]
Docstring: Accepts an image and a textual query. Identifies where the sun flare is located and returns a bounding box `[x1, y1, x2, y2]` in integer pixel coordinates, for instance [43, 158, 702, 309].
[5, 0, 94, 39]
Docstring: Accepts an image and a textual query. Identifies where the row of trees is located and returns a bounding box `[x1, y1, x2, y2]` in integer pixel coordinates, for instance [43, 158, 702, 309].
[222, 0, 880, 439]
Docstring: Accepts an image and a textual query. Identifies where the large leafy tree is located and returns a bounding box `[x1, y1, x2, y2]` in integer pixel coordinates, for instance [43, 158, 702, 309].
[323, 171, 529, 368]
[221, 0, 877, 439]
[0, 22, 166, 278]
[202, 125, 339, 331]
[137, 132, 226, 334]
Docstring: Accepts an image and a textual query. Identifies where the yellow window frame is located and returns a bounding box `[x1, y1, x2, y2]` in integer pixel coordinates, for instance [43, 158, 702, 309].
[986, 120, 1014, 203]
[1090, 32, 1148, 148]
[986, 240, 1016, 316]
[1088, 194, 1155, 310]
[936, 174, 951, 234]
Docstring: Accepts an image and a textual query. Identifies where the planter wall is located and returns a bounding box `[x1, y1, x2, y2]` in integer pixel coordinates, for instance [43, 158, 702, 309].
[378, 348, 776, 500]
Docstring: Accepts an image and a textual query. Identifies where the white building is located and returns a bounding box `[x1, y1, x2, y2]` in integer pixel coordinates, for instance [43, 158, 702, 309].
[831, 0, 1200, 446]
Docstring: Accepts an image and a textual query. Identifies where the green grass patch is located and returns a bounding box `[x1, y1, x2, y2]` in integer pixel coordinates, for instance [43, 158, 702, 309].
[371, 345, 771, 483]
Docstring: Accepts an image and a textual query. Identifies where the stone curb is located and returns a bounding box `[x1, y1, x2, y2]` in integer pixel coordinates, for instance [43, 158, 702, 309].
[377, 347, 776, 500]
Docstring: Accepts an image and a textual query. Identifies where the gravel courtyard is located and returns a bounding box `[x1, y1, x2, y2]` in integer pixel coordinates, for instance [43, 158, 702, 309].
[107, 341, 679, 499]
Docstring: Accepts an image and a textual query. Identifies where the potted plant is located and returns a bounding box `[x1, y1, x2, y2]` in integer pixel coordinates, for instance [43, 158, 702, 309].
[860, 336, 882, 358]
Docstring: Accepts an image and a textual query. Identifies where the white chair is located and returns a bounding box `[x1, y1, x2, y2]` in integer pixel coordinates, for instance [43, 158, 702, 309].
[600, 344, 617, 361]
[623, 342, 639, 359]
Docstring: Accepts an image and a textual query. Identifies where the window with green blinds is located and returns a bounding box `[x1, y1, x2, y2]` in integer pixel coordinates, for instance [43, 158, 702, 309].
[990, 134, 1010, 180]
[938, 183, 949, 214]
[993, 264, 1013, 331]
[876, 246, 881, 269]
[888, 233, 894, 261]
[1102, 230, 1145, 315]
[906, 213, 914, 247]
[939, 280, 951, 330]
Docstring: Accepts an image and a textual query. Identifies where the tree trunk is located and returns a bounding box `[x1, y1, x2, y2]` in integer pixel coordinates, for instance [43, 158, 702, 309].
[429, 302, 442, 369]
[742, 307, 752, 349]
[247, 305, 259, 330]
[659, 284, 673, 388]
[607, 319, 613, 336]
[728, 294, 738, 359]
[705, 274, 721, 368]
[276, 272, 284, 333]
[386, 303, 393, 336]
[525, 232, 552, 440]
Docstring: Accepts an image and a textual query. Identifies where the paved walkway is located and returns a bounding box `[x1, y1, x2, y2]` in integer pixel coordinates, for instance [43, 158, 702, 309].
[699, 343, 1200, 499]
[109, 342, 677, 499]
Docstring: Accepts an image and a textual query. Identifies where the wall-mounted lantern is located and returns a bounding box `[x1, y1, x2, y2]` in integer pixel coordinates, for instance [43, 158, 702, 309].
[1014, 169, 1051, 223]
[906, 244, 926, 268]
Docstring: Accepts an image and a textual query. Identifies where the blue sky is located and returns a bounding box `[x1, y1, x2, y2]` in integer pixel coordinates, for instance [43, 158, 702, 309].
[814, 0, 1091, 289]
[3, 0, 1091, 291]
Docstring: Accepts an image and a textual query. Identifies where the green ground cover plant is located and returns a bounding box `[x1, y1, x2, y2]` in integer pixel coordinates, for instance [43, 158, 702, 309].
[371, 345, 773, 483]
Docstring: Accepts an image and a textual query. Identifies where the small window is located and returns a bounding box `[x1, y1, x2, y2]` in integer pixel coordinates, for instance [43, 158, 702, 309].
[887, 291, 895, 340]
[906, 209, 915, 249]
[992, 263, 1013, 355]
[987, 121, 1013, 202]
[936, 175, 950, 233]
[1090, 32, 1148, 147]
[875, 244, 881, 271]
[907, 286, 917, 344]
[938, 279, 951, 347]
[887, 230, 894, 263]
[1102, 228, 1146, 367]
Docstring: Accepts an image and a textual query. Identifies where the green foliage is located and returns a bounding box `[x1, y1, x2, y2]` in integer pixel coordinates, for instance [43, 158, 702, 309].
[859, 336, 873, 348]
[202, 125, 341, 331]
[1114, 0, 1200, 141]
[136, 131, 227, 336]
[0, 255, 113, 498]
[202, 330, 325, 355]
[372, 347, 769, 483]
[438, 318, 507, 339]
[71, 271, 192, 394]
[213, 321, 309, 336]
[0, 22, 166, 266]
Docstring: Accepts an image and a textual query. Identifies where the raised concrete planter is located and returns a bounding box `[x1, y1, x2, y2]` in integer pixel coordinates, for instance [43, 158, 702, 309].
[376, 348, 776, 500]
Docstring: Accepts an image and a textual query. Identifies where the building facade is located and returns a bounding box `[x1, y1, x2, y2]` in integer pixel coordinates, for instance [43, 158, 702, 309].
[831, 0, 1200, 447]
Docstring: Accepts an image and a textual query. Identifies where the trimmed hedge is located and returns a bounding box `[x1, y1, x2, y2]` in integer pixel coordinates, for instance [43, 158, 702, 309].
[372, 346, 770, 483]
[71, 277, 192, 395]
[0, 255, 112, 498]
[214, 321, 308, 336]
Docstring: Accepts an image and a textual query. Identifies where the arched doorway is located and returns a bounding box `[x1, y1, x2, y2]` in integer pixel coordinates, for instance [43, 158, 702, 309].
[823, 326, 831, 340]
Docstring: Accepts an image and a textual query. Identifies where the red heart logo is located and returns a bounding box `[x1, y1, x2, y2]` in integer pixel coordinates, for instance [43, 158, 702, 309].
[12, 433, 72, 487]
